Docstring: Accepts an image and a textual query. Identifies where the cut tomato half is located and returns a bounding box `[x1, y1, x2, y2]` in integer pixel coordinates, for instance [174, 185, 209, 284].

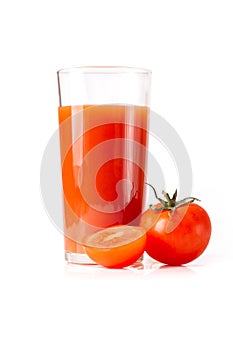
[83, 225, 146, 268]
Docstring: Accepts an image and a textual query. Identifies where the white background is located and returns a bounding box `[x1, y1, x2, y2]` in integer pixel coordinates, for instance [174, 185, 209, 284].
[1, 0, 233, 349]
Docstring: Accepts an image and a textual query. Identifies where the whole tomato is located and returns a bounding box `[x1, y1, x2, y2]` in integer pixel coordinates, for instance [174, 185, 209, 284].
[140, 184, 212, 265]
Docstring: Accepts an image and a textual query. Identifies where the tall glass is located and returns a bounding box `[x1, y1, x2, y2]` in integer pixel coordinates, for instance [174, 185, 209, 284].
[57, 66, 151, 264]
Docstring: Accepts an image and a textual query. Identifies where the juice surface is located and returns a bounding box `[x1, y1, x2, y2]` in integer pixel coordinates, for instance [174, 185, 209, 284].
[58, 104, 149, 253]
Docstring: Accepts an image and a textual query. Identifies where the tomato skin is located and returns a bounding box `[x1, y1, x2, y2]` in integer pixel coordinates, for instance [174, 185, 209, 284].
[140, 203, 211, 265]
[84, 226, 146, 268]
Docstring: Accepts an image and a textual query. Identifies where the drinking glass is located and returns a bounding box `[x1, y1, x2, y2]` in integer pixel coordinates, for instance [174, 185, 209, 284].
[57, 66, 151, 263]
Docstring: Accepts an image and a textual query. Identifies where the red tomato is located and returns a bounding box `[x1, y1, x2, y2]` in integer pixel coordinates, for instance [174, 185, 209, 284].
[84, 225, 146, 268]
[140, 203, 211, 265]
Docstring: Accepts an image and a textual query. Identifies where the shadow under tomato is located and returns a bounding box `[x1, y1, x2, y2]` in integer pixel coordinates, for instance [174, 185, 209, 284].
[157, 264, 196, 275]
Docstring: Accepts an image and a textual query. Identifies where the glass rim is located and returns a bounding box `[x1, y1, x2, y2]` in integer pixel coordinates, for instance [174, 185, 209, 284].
[57, 66, 152, 75]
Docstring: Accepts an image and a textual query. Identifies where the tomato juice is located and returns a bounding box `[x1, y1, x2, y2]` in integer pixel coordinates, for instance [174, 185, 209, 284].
[58, 104, 149, 254]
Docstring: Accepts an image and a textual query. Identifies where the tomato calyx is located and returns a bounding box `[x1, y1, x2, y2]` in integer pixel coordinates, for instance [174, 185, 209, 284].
[146, 183, 200, 214]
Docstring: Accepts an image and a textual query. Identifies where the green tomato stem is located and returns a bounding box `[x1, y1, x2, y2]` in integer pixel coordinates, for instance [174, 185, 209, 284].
[146, 183, 200, 213]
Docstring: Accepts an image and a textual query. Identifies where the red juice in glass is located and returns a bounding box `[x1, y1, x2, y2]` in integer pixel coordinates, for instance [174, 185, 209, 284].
[57, 67, 151, 263]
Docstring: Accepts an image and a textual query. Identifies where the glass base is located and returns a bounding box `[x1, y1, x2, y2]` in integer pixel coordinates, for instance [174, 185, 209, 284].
[65, 251, 96, 264]
[65, 251, 144, 265]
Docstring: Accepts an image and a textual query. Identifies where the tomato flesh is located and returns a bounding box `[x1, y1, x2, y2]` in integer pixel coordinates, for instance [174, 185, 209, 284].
[84, 225, 146, 268]
[140, 203, 211, 265]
